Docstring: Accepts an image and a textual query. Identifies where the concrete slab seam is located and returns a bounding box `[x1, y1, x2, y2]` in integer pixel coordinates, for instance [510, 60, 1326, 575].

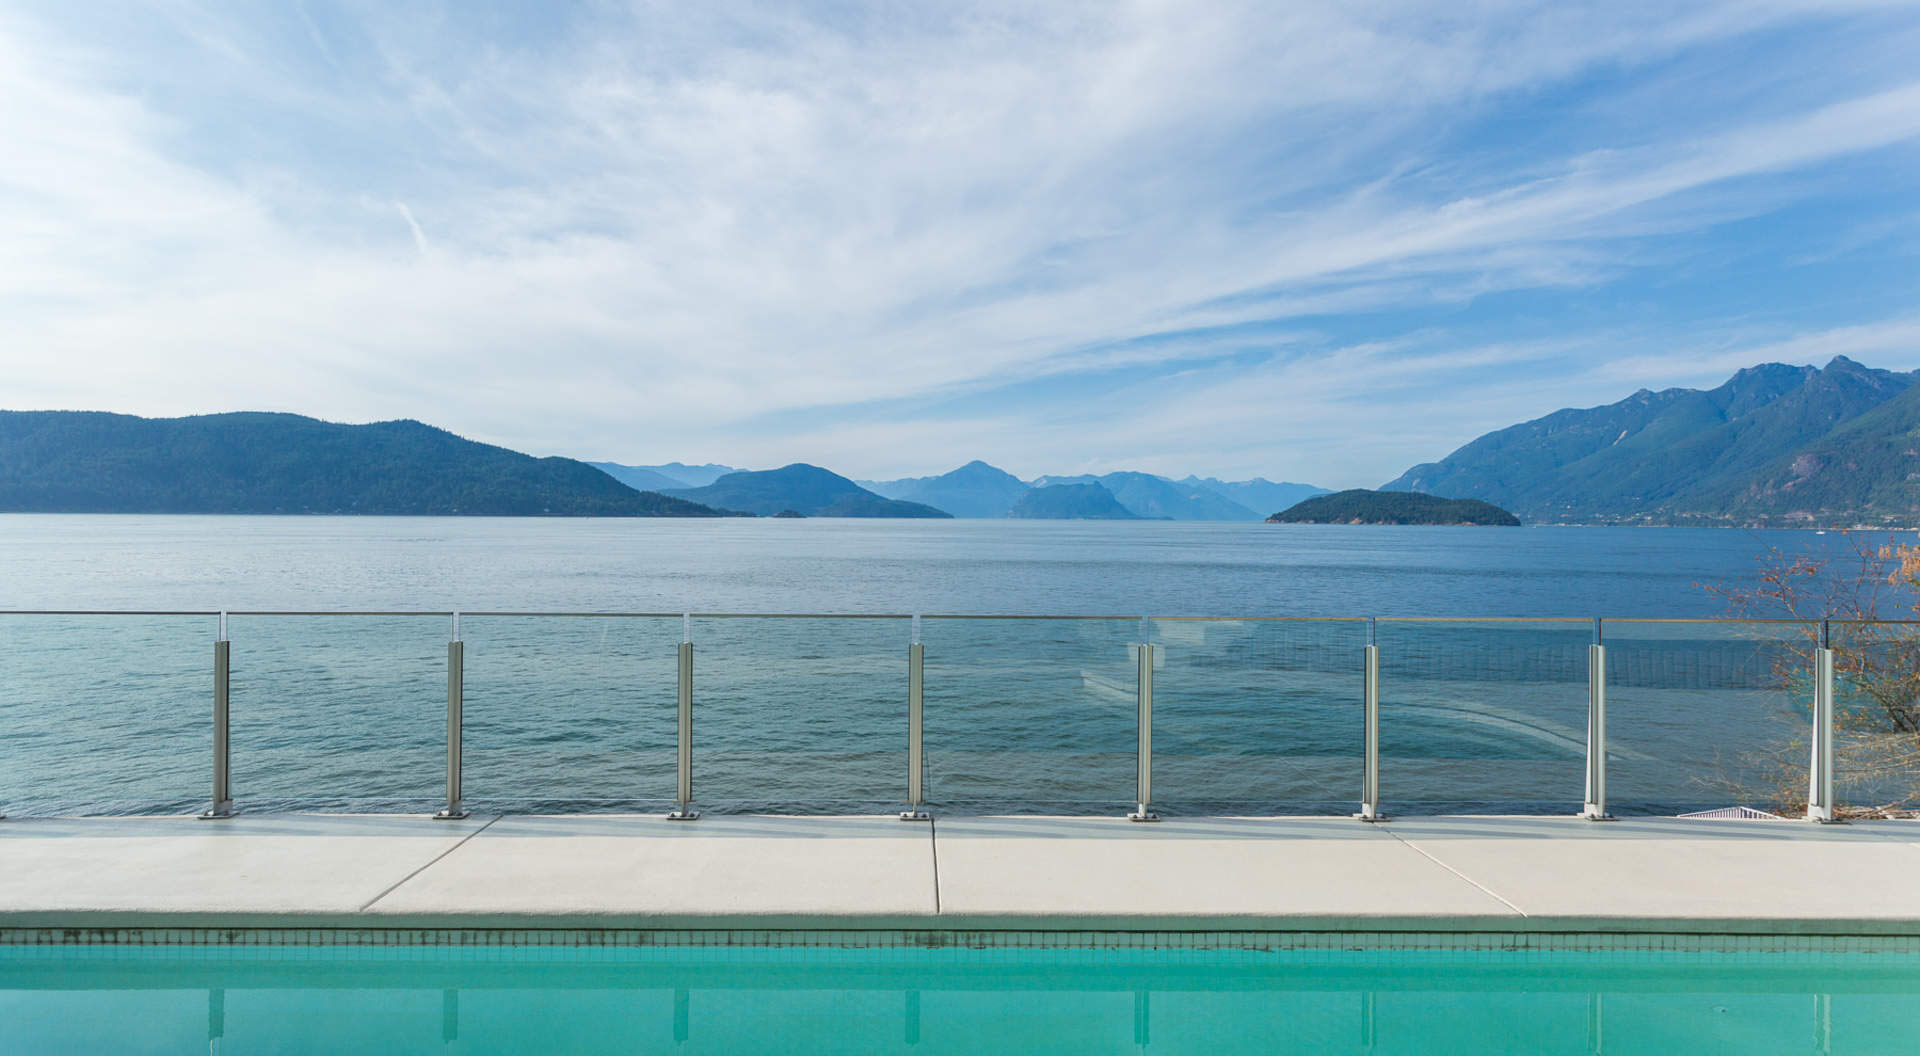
[1382, 828, 1528, 917]
[357, 815, 502, 912]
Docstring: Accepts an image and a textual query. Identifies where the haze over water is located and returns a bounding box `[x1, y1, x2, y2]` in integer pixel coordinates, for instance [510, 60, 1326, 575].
[0, 515, 1883, 617]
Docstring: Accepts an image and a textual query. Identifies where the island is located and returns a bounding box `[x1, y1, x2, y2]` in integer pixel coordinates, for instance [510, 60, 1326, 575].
[663, 464, 951, 518]
[1268, 489, 1521, 526]
[1007, 482, 1140, 519]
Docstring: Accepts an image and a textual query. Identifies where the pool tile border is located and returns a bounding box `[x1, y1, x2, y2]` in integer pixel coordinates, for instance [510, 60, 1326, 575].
[6, 928, 1920, 958]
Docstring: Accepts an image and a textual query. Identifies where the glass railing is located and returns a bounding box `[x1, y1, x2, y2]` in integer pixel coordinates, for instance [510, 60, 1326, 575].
[1374, 618, 1594, 814]
[459, 613, 683, 814]
[1149, 618, 1364, 816]
[1829, 619, 1920, 814]
[1601, 619, 1813, 815]
[922, 617, 1140, 814]
[0, 611, 213, 816]
[226, 613, 449, 813]
[690, 615, 909, 813]
[0, 611, 1907, 820]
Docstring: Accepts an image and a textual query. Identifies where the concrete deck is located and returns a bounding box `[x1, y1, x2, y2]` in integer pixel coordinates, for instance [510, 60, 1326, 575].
[3, 814, 1917, 933]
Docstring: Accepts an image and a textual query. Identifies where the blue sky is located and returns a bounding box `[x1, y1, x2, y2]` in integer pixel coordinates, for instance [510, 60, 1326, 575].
[3, 1, 1918, 487]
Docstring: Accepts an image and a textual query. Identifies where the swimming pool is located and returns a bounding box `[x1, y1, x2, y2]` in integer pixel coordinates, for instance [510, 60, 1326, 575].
[4, 933, 1917, 1054]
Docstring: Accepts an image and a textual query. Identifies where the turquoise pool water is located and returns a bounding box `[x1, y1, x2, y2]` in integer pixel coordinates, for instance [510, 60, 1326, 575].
[4, 942, 1919, 1054]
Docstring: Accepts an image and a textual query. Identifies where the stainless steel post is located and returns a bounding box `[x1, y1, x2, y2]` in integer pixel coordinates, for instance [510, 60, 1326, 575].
[435, 613, 469, 820]
[1808, 621, 1837, 823]
[901, 625, 930, 821]
[1358, 618, 1383, 821]
[200, 612, 234, 819]
[1128, 629, 1159, 821]
[1582, 619, 1614, 820]
[668, 615, 699, 820]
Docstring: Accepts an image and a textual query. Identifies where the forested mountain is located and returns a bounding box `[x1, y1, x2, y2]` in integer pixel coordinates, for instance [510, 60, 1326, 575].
[1007, 483, 1140, 519]
[0, 411, 725, 516]
[1383, 357, 1920, 526]
[663, 463, 952, 517]
[1269, 489, 1519, 526]
[1707, 379, 1920, 524]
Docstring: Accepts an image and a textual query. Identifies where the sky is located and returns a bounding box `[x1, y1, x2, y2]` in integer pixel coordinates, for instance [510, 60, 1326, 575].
[3, 1, 1919, 488]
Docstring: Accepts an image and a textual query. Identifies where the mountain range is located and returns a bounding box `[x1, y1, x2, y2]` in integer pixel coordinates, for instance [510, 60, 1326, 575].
[1383, 356, 1920, 526]
[1176, 477, 1330, 517]
[586, 462, 695, 493]
[1029, 472, 1261, 520]
[861, 464, 1327, 520]
[18, 354, 1910, 525]
[0, 412, 725, 516]
[591, 461, 741, 490]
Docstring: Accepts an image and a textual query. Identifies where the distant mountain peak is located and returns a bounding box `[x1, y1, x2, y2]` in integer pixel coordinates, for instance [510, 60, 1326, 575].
[862, 460, 1031, 517]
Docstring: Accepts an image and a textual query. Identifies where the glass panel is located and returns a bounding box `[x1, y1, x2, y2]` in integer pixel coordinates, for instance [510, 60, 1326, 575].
[461, 614, 681, 813]
[691, 616, 909, 813]
[1151, 618, 1365, 815]
[1374, 619, 1593, 814]
[226, 614, 447, 812]
[1830, 620, 1920, 816]
[0, 613, 213, 816]
[1604, 620, 1814, 816]
[921, 617, 1138, 814]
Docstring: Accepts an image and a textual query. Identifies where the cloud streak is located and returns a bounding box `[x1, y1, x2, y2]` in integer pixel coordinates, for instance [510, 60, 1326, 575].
[1, 1, 1917, 484]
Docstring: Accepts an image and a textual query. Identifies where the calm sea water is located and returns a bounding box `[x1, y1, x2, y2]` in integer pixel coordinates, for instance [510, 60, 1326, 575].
[0, 515, 1883, 615]
[3, 944, 1916, 1055]
[0, 517, 1905, 818]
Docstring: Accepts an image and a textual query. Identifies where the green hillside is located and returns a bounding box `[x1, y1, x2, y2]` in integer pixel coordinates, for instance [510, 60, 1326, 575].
[1383, 357, 1920, 525]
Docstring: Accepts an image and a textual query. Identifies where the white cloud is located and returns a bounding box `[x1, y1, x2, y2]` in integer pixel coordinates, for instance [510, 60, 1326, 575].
[0, 1, 1916, 485]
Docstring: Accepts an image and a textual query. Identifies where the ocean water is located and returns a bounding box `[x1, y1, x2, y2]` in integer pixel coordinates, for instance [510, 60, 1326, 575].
[0, 515, 1883, 615]
[3, 942, 1917, 1055]
[0, 516, 1906, 817]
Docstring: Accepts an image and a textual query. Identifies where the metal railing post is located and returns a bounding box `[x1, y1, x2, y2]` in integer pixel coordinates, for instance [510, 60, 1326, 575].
[902, 615, 930, 821]
[1129, 619, 1159, 821]
[200, 612, 234, 819]
[668, 614, 699, 820]
[1582, 618, 1614, 820]
[1808, 620, 1838, 823]
[1358, 618, 1383, 821]
[435, 612, 469, 819]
